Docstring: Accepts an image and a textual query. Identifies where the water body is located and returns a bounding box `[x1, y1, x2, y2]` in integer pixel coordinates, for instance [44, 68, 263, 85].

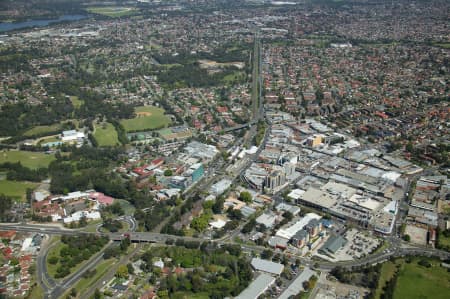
[0, 14, 88, 32]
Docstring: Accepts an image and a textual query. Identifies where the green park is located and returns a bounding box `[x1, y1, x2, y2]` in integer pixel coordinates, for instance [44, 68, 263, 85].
[0, 150, 56, 169]
[120, 106, 171, 132]
[94, 122, 119, 147]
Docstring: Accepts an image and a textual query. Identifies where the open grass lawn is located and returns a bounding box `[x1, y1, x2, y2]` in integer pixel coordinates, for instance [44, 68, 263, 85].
[223, 71, 246, 83]
[23, 123, 61, 137]
[433, 42, 450, 49]
[38, 136, 60, 144]
[28, 283, 44, 299]
[86, 6, 137, 18]
[70, 96, 84, 109]
[121, 106, 171, 132]
[82, 219, 103, 233]
[116, 198, 136, 215]
[94, 122, 119, 146]
[0, 150, 55, 169]
[393, 258, 450, 299]
[438, 231, 450, 248]
[0, 180, 38, 201]
[374, 260, 398, 299]
[46, 239, 64, 279]
[71, 258, 116, 297]
[171, 292, 210, 299]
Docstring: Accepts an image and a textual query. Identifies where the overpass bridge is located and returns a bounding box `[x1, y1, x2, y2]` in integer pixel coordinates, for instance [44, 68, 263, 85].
[222, 119, 258, 133]
[2, 223, 450, 271]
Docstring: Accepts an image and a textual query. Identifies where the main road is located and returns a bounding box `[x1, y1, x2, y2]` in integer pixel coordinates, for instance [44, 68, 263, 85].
[2, 223, 450, 272]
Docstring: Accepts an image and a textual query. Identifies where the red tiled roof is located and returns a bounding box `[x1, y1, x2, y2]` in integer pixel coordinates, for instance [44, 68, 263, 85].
[89, 192, 114, 206]
[0, 231, 16, 239]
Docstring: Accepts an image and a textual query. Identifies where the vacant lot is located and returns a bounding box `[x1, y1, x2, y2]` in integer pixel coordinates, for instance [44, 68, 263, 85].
[0, 150, 55, 169]
[0, 180, 37, 201]
[405, 224, 428, 245]
[121, 106, 171, 132]
[394, 258, 450, 299]
[94, 122, 119, 146]
[86, 6, 136, 18]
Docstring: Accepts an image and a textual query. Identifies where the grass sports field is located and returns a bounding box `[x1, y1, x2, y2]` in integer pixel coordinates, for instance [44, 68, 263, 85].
[0, 150, 56, 169]
[86, 6, 136, 18]
[94, 122, 119, 146]
[121, 106, 171, 132]
[0, 180, 37, 201]
[375, 258, 450, 299]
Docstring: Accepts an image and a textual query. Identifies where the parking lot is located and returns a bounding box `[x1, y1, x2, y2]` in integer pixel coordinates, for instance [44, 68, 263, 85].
[333, 229, 381, 261]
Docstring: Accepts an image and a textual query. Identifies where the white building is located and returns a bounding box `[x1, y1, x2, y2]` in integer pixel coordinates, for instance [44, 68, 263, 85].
[61, 130, 85, 143]
[210, 179, 232, 195]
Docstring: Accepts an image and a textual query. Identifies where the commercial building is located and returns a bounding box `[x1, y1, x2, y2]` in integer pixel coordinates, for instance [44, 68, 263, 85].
[292, 230, 309, 248]
[250, 258, 284, 276]
[276, 213, 322, 240]
[256, 213, 278, 228]
[210, 179, 232, 195]
[184, 141, 218, 161]
[278, 268, 316, 299]
[235, 273, 275, 299]
[61, 130, 85, 143]
[319, 234, 347, 255]
[168, 176, 191, 190]
[265, 166, 286, 192]
[185, 163, 204, 183]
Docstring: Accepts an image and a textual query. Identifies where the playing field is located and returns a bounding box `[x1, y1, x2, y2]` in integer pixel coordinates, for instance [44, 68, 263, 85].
[0, 179, 38, 201]
[0, 150, 56, 169]
[86, 6, 136, 18]
[393, 258, 450, 299]
[120, 106, 171, 132]
[93, 122, 119, 146]
[23, 123, 61, 137]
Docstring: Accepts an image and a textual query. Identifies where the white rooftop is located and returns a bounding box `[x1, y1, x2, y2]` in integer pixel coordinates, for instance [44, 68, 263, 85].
[287, 189, 305, 200]
[235, 273, 275, 299]
[251, 258, 284, 275]
[348, 194, 382, 211]
[276, 213, 321, 240]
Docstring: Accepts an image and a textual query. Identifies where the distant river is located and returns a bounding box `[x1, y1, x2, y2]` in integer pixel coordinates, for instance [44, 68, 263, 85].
[0, 14, 88, 32]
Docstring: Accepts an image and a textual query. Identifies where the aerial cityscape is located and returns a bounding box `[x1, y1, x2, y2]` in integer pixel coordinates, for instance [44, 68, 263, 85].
[0, 0, 448, 298]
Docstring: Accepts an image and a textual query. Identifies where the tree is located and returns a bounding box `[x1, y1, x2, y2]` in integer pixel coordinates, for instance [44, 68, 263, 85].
[70, 288, 77, 297]
[164, 169, 173, 176]
[212, 198, 224, 214]
[261, 249, 273, 259]
[227, 208, 243, 220]
[403, 234, 411, 242]
[191, 215, 209, 232]
[48, 256, 59, 265]
[127, 263, 135, 275]
[93, 288, 102, 299]
[239, 191, 252, 203]
[116, 264, 129, 278]
[406, 142, 414, 153]
[302, 280, 311, 291]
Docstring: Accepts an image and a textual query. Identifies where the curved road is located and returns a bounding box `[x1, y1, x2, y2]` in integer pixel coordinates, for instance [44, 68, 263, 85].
[2, 223, 450, 299]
